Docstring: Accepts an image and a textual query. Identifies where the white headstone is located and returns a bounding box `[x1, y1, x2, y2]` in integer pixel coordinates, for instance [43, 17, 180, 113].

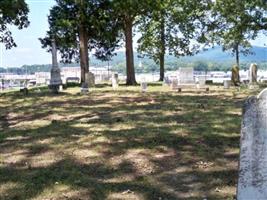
[112, 73, 119, 89]
[141, 81, 147, 92]
[224, 80, 231, 89]
[237, 88, 267, 200]
[179, 68, 194, 85]
[170, 78, 178, 90]
[249, 63, 258, 84]
[196, 76, 206, 88]
[49, 39, 62, 93]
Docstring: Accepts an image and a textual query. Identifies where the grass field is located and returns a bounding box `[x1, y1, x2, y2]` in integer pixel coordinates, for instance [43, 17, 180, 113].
[0, 84, 263, 200]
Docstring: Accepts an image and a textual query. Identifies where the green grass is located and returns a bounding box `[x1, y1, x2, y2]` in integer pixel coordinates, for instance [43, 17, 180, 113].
[0, 84, 262, 200]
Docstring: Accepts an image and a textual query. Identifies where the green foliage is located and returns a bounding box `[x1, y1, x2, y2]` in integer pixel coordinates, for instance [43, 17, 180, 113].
[40, 0, 120, 63]
[0, 0, 29, 49]
[205, 0, 267, 64]
[138, 0, 211, 60]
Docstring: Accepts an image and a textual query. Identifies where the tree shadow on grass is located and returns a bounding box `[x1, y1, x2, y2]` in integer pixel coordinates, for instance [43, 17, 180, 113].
[0, 89, 244, 199]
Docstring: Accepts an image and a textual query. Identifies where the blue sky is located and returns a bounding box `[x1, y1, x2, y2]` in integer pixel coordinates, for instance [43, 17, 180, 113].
[1, 0, 267, 68]
[1, 0, 56, 68]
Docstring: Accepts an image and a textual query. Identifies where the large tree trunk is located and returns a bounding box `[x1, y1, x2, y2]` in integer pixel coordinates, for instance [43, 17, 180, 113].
[79, 25, 89, 84]
[235, 43, 240, 67]
[159, 16, 165, 82]
[124, 18, 137, 85]
[159, 53, 165, 82]
[232, 43, 240, 85]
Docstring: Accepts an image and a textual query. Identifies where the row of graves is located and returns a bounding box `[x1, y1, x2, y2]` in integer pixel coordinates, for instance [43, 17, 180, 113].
[109, 70, 267, 199]
[163, 63, 261, 93]
[77, 63, 262, 94]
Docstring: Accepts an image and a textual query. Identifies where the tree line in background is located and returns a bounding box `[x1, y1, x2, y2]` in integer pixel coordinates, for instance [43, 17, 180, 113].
[1, 60, 267, 75]
[0, 0, 266, 85]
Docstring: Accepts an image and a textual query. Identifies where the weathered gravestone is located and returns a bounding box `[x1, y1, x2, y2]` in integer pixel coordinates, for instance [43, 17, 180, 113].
[112, 73, 119, 89]
[49, 39, 62, 93]
[174, 68, 209, 92]
[140, 79, 147, 93]
[170, 78, 178, 90]
[224, 80, 231, 89]
[237, 88, 267, 200]
[178, 67, 195, 85]
[249, 63, 258, 84]
[232, 65, 240, 86]
[196, 76, 206, 89]
[88, 72, 95, 87]
[248, 63, 259, 90]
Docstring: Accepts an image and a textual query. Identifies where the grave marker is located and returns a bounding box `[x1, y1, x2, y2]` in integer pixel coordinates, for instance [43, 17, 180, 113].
[249, 63, 258, 84]
[179, 67, 194, 85]
[237, 88, 267, 200]
[88, 72, 95, 87]
[140, 81, 147, 92]
[112, 73, 119, 89]
[49, 39, 62, 93]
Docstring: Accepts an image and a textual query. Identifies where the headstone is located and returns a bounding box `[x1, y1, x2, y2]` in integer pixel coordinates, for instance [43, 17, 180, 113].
[170, 78, 178, 90]
[59, 85, 63, 91]
[112, 73, 119, 89]
[249, 63, 258, 84]
[196, 76, 206, 89]
[237, 88, 267, 200]
[231, 65, 240, 86]
[1, 79, 4, 91]
[49, 39, 62, 93]
[140, 80, 147, 93]
[163, 77, 171, 86]
[224, 80, 231, 89]
[178, 68, 195, 85]
[88, 72, 95, 87]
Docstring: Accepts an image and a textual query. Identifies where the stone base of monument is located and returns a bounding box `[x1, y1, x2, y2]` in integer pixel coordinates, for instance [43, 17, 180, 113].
[80, 83, 89, 94]
[49, 85, 61, 94]
[20, 87, 29, 95]
[59, 85, 63, 91]
[237, 88, 267, 200]
[224, 80, 231, 89]
[81, 88, 89, 94]
[248, 84, 259, 90]
[141, 82, 147, 92]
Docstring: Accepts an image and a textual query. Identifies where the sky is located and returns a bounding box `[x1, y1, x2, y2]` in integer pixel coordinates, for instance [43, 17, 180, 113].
[1, 0, 56, 68]
[0, 0, 266, 68]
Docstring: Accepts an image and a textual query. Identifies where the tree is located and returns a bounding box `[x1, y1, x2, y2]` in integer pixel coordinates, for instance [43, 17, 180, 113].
[137, 0, 211, 81]
[111, 0, 154, 85]
[208, 0, 267, 67]
[0, 0, 29, 49]
[40, 0, 120, 85]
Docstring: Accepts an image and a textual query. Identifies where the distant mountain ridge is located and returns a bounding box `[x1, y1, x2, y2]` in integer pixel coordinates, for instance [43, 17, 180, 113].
[91, 45, 267, 65]
[184, 46, 267, 62]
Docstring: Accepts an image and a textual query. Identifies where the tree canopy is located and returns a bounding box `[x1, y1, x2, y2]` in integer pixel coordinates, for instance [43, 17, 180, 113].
[0, 0, 29, 49]
[137, 0, 211, 80]
[40, 0, 120, 84]
[205, 0, 267, 66]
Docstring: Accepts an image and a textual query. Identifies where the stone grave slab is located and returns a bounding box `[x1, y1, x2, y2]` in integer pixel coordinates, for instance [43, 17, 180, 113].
[112, 73, 119, 89]
[141, 81, 147, 92]
[88, 72, 95, 87]
[178, 67, 194, 85]
[237, 88, 267, 200]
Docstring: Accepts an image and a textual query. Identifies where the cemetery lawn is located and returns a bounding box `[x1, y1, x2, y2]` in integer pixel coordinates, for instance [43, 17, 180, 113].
[0, 84, 263, 200]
